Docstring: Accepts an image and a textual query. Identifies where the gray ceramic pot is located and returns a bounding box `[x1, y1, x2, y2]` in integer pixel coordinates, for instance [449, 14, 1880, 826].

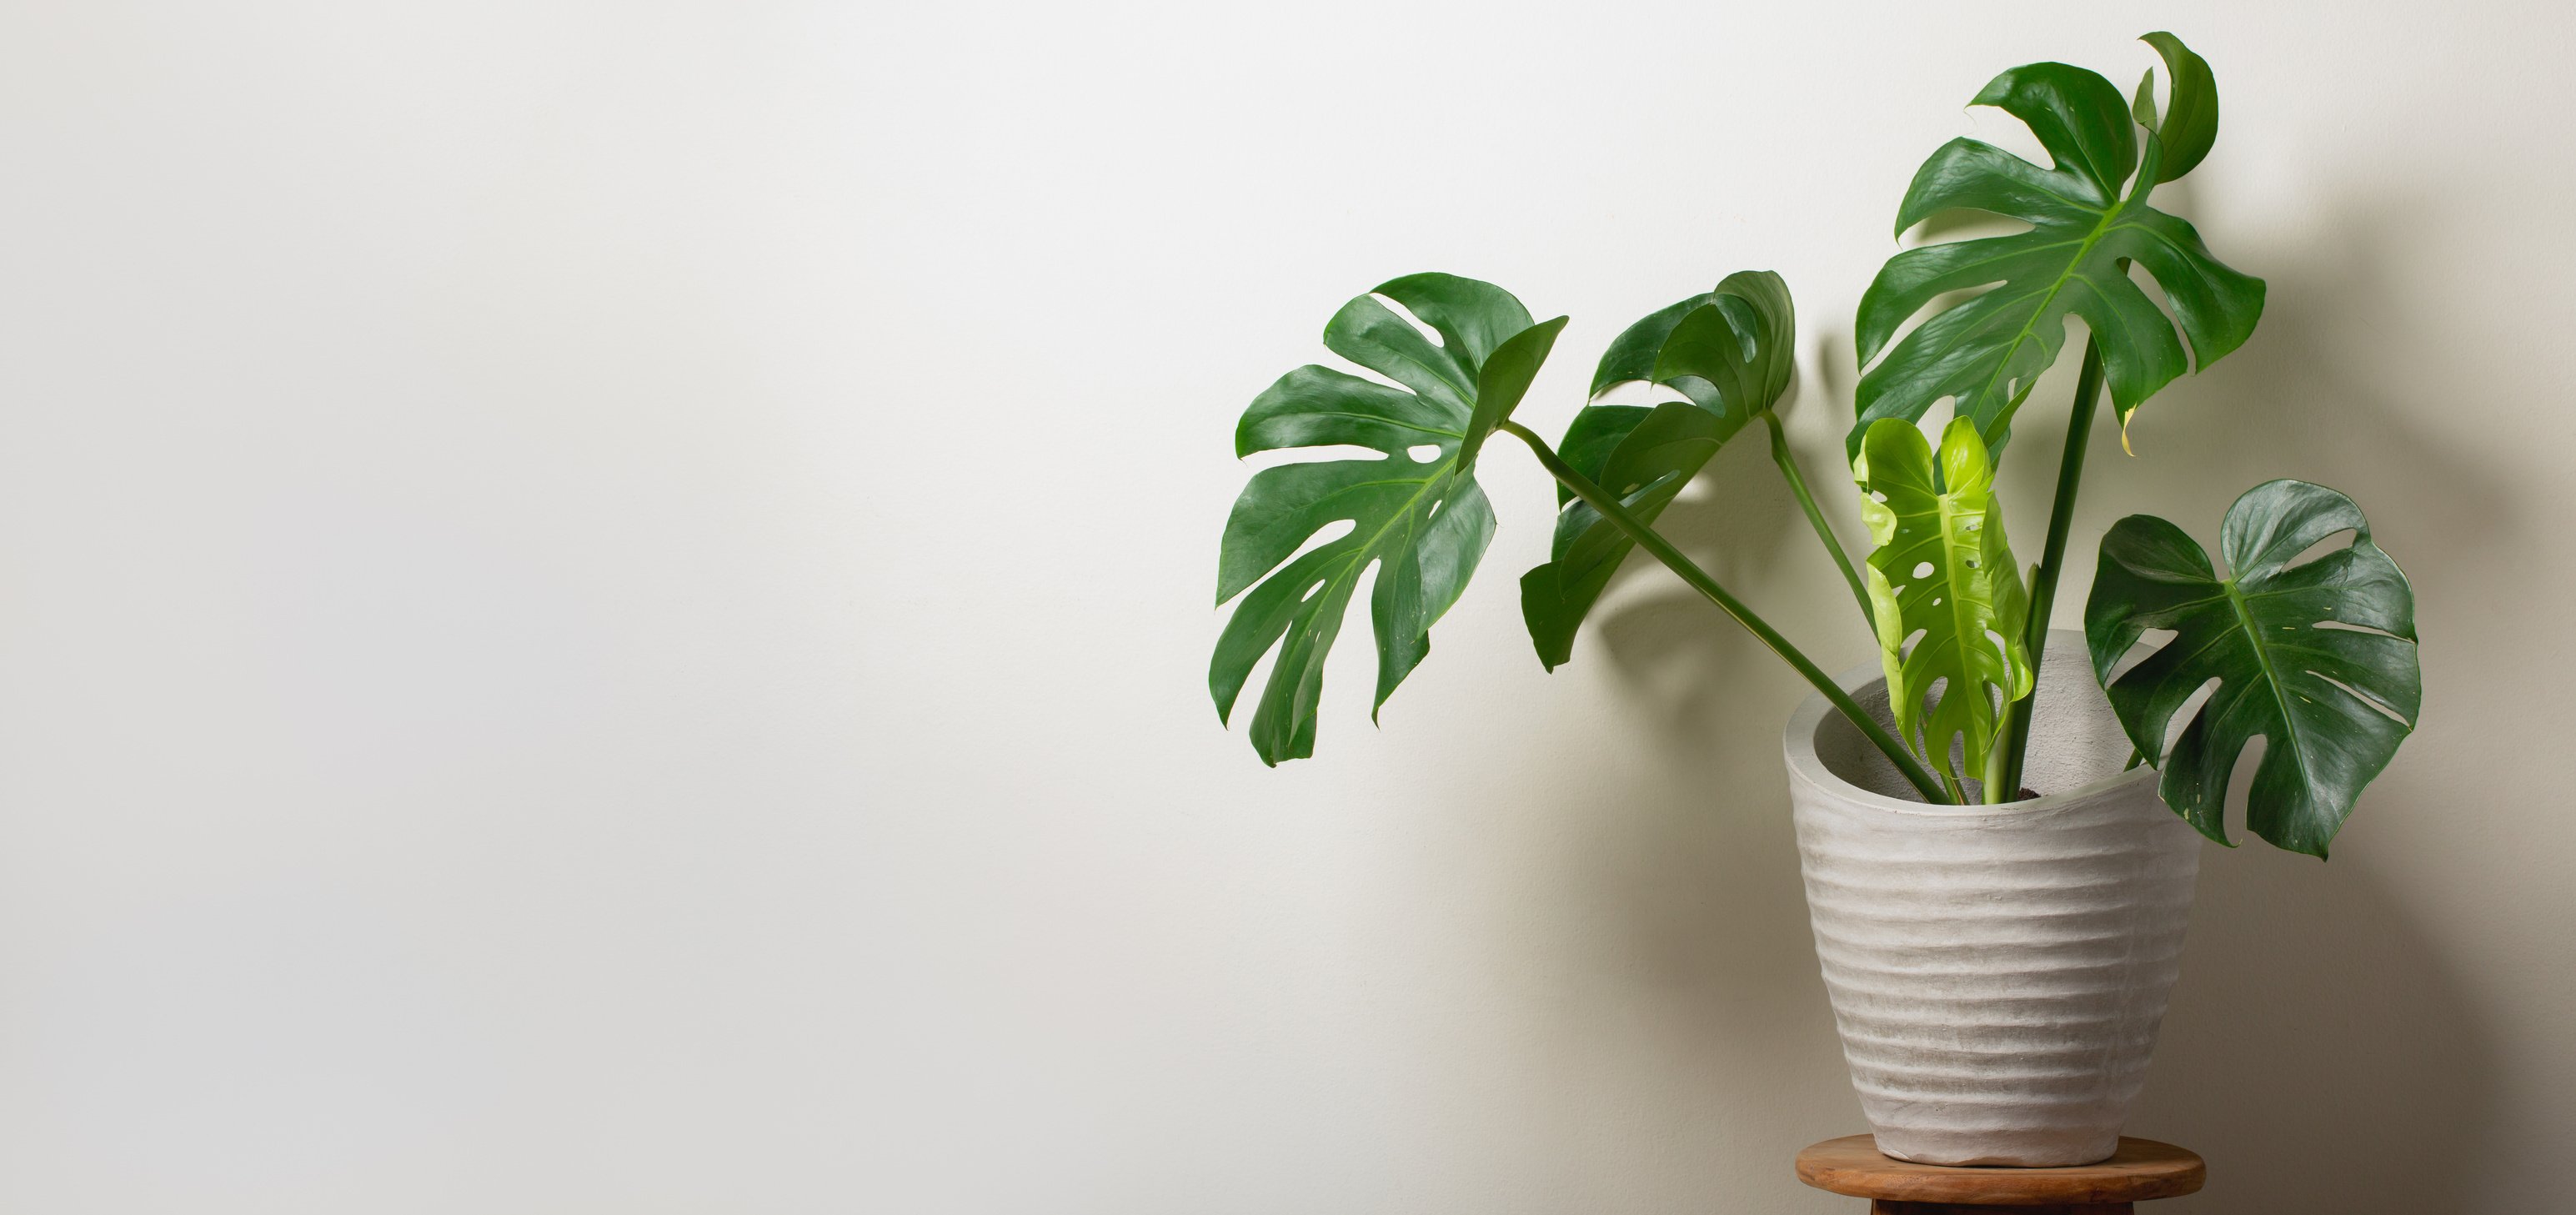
[1782, 630, 2203, 1167]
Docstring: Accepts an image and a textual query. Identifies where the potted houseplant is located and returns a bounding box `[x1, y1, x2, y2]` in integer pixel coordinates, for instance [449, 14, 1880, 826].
[1205, 33, 2422, 1167]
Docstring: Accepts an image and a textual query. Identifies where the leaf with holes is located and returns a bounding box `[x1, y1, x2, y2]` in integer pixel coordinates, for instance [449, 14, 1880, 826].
[2086, 480, 2420, 856]
[1852, 33, 2264, 457]
[1520, 271, 1795, 669]
[1210, 274, 1566, 765]
[1855, 416, 2032, 786]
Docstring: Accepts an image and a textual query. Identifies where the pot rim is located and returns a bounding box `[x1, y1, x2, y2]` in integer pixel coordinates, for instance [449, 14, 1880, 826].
[1783, 629, 2154, 819]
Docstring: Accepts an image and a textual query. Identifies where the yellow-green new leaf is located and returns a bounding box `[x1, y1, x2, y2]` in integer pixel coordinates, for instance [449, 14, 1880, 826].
[1857, 418, 2034, 783]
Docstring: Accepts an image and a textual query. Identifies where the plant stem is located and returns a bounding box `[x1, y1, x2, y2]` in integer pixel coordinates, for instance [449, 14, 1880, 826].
[1981, 721, 2014, 803]
[1977, 560, 2047, 804]
[1997, 336, 2107, 797]
[1499, 419, 1954, 805]
[1762, 412, 1873, 630]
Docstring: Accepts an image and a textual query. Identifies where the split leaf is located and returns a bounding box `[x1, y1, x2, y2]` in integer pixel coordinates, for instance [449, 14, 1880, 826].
[1852, 34, 2263, 456]
[1211, 274, 1566, 765]
[2085, 480, 2421, 856]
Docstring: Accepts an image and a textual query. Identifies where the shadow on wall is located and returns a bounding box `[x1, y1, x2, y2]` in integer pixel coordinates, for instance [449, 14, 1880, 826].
[1590, 430, 1814, 748]
[1487, 419, 1865, 1211]
[2088, 188, 2512, 570]
[2121, 196, 2510, 1213]
[1568, 382, 1858, 1047]
[2132, 836, 2491, 1215]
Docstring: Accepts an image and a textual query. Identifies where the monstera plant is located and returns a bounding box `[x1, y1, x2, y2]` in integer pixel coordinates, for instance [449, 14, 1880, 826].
[1206, 32, 2421, 859]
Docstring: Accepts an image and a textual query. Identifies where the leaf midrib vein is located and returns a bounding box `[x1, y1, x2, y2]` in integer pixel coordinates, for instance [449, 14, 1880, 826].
[1961, 199, 2129, 415]
[1286, 410, 1465, 439]
[1275, 459, 1461, 680]
[2225, 577, 2314, 784]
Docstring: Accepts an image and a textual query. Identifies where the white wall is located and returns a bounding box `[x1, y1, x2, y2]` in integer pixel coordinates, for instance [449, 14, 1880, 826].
[0, 2, 2566, 1210]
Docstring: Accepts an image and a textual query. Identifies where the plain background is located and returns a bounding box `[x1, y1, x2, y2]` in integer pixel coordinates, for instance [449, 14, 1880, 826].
[1, 1, 2568, 1211]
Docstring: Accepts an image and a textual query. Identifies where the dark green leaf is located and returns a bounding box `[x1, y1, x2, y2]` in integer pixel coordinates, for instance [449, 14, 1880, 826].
[2085, 480, 2421, 856]
[1212, 274, 1566, 765]
[1553, 404, 1653, 501]
[1587, 295, 1702, 399]
[1852, 45, 2263, 456]
[1520, 401, 1730, 667]
[1970, 61, 2137, 200]
[1520, 271, 1795, 669]
[1855, 417, 2032, 781]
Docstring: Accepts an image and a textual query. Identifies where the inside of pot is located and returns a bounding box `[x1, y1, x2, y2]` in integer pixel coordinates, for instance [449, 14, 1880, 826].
[1812, 631, 2142, 805]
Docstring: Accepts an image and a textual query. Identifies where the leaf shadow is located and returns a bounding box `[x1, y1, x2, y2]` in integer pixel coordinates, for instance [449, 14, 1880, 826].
[1582, 429, 1818, 747]
[2088, 199, 2511, 570]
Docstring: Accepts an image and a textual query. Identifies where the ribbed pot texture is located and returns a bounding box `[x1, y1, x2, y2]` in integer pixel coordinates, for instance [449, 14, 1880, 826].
[1783, 630, 2203, 1167]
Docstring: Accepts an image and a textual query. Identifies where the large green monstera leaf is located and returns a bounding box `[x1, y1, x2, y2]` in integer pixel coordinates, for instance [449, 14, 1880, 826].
[2087, 480, 2420, 856]
[1852, 33, 2265, 456]
[1854, 417, 2033, 787]
[1519, 272, 1795, 669]
[1210, 274, 1566, 765]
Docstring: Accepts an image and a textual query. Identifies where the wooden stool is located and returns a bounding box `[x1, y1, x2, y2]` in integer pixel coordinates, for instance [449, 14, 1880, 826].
[1794, 1135, 2203, 1214]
